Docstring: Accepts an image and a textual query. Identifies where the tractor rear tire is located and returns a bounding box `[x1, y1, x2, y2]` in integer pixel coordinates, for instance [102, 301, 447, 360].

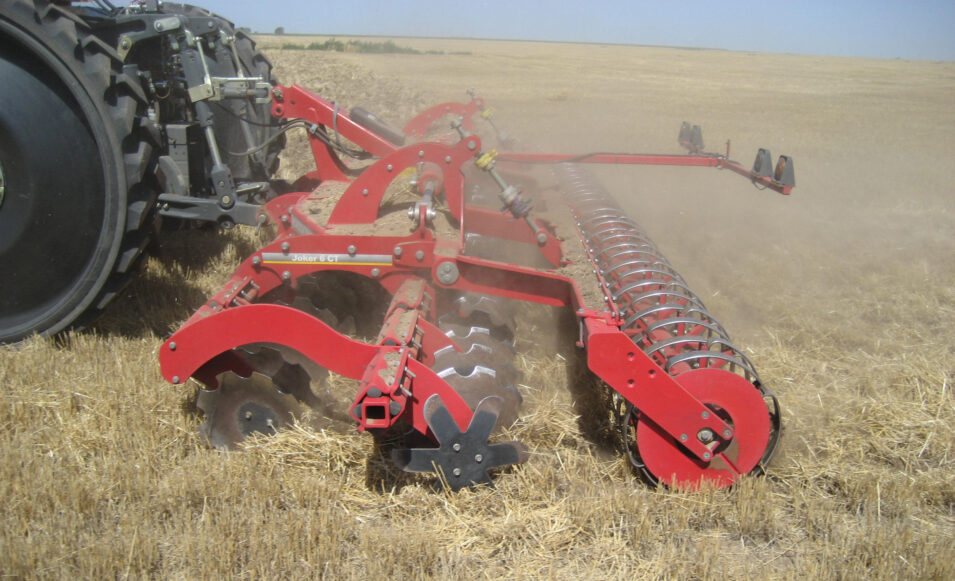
[0, 1, 157, 343]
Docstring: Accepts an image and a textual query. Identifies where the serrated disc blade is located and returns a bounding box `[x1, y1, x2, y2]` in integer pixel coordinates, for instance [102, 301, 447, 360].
[199, 371, 303, 450]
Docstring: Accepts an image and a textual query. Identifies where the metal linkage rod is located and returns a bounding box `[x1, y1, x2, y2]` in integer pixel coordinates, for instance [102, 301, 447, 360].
[499, 151, 792, 195]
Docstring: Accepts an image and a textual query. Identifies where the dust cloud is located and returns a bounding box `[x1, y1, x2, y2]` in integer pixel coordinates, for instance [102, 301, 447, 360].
[268, 39, 954, 349]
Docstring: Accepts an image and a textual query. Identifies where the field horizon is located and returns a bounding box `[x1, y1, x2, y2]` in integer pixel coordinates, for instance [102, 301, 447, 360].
[256, 32, 955, 63]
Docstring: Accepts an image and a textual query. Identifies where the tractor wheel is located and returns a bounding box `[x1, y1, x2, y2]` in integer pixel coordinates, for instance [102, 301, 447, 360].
[0, 1, 157, 343]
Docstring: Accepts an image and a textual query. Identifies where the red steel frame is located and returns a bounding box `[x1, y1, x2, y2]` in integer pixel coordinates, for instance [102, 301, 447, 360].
[159, 84, 789, 485]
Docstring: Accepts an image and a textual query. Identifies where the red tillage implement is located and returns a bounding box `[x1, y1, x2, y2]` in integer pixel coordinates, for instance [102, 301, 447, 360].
[160, 85, 793, 490]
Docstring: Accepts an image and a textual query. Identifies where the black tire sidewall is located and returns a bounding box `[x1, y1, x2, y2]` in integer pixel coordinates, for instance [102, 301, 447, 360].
[0, 2, 127, 341]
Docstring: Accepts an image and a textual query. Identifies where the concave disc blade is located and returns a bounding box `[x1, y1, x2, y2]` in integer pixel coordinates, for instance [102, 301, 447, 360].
[199, 371, 303, 449]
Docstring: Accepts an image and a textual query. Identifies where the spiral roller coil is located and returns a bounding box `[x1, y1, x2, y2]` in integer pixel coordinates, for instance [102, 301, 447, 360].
[556, 164, 780, 474]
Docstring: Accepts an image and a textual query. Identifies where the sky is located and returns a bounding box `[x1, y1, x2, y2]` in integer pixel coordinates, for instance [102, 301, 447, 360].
[196, 0, 955, 61]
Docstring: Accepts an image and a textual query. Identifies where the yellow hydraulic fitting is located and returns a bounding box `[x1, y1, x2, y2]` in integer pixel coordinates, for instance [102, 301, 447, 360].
[475, 149, 498, 169]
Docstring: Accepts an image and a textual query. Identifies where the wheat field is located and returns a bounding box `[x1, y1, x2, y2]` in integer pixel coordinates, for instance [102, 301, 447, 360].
[0, 37, 952, 579]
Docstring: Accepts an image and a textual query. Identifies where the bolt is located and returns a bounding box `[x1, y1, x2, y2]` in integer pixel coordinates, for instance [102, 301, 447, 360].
[394, 246, 403, 257]
[362, 188, 369, 196]
[282, 271, 291, 281]
[280, 214, 289, 224]
[171, 376, 180, 384]
[723, 429, 733, 439]
[347, 245, 357, 255]
[155, 21, 164, 31]
[281, 241, 290, 253]
[257, 213, 268, 225]
[436, 261, 459, 285]
[452, 443, 462, 452]
[697, 429, 715, 443]
[452, 467, 462, 477]
[221, 195, 232, 206]
[169, 342, 177, 351]
[252, 255, 262, 266]
[415, 250, 425, 261]
[536, 232, 548, 245]
[467, 140, 476, 150]
[703, 452, 712, 461]
[120, 37, 131, 50]
[445, 156, 452, 164]
[680, 433, 688, 442]
[371, 268, 380, 278]
[418, 150, 424, 157]
[474, 454, 484, 463]
[387, 164, 393, 172]
[701, 410, 710, 419]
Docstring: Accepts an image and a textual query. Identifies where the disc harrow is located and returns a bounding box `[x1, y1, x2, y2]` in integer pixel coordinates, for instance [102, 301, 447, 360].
[159, 84, 794, 491]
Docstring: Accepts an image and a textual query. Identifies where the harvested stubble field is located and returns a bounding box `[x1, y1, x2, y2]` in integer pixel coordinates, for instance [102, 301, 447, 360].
[1, 35, 953, 579]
